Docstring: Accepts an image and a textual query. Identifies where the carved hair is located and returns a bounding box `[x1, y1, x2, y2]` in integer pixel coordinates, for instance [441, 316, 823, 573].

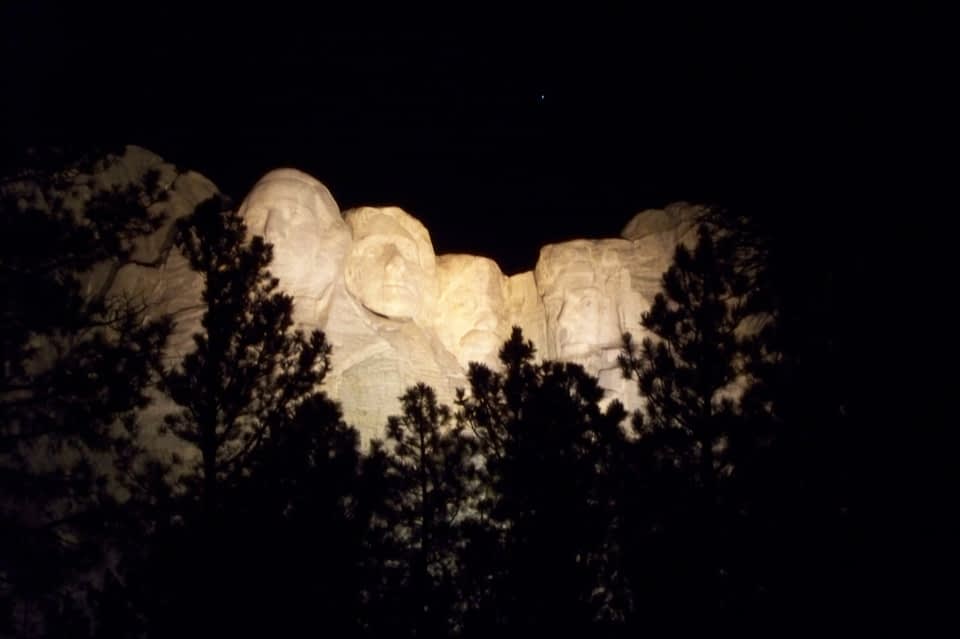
[535, 239, 639, 295]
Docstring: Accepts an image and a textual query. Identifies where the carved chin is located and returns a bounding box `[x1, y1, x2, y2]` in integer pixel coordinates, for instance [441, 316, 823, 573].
[460, 331, 502, 365]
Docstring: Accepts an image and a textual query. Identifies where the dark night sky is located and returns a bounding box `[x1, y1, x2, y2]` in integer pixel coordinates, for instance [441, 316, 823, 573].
[0, 3, 941, 274]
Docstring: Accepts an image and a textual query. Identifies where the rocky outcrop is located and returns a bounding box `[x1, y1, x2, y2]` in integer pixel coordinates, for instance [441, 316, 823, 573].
[51, 147, 715, 442]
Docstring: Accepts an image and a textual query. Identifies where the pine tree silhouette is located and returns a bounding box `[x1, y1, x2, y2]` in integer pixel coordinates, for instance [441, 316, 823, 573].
[618, 223, 755, 487]
[161, 197, 332, 517]
[457, 328, 629, 634]
[365, 383, 476, 637]
[617, 221, 767, 630]
[0, 154, 173, 637]
[156, 197, 338, 634]
[208, 394, 365, 637]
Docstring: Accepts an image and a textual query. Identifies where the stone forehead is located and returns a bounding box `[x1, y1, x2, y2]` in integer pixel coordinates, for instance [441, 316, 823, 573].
[535, 238, 635, 288]
[239, 169, 344, 232]
[620, 201, 706, 240]
[244, 169, 340, 213]
[344, 206, 436, 266]
[345, 206, 430, 242]
[437, 254, 506, 300]
[437, 254, 503, 282]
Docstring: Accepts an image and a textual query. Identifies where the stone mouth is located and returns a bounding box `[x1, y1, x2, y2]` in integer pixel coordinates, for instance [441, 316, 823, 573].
[383, 283, 415, 297]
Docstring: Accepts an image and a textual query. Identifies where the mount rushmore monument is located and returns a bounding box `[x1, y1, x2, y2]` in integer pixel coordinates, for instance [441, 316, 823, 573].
[45, 146, 710, 441]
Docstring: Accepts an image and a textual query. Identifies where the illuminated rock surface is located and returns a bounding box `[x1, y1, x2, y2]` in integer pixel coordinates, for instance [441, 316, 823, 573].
[528, 202, 710, 413]
[618, 201, 706, 301]
[5, 146, 217, 371]
[534, 240, 645, 413]
[504, 271, 548, 363]
[38, 148, 712, 442]
[6, 146, 222, 468]
[236, 169, 349, 329]
[90, 147, 219, 364]
[323, 206, 464, 438]
[436, 254, 510, 371]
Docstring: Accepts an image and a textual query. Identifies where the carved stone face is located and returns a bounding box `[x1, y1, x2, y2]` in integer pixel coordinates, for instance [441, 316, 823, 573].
[437, 254, 508, 369]
[555, 284, 621, 358]
[344, 207, 437, 321]
[237, 169, 349, 324]
[536, 240, 629, 361]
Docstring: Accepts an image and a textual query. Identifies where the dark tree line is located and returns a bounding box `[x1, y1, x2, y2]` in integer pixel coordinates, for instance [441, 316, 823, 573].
[1, 153, 174, 636]
[2, 157, 872, 636]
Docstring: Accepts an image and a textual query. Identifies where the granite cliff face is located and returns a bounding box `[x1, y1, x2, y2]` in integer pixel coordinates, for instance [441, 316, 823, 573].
[58, 147, 713, 441]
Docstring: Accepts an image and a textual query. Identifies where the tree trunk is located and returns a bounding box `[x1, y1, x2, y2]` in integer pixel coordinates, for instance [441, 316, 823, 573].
[201, 415, 218, 522]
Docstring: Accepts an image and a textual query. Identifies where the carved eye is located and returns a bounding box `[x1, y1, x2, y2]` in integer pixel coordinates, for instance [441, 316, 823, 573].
[353, 242, 380, 259]
[393, 238, 419, 263]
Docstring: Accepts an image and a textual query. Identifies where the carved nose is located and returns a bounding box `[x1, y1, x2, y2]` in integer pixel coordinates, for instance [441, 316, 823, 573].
[264, 209, 288, 240]
[385, 250, 405, 277]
